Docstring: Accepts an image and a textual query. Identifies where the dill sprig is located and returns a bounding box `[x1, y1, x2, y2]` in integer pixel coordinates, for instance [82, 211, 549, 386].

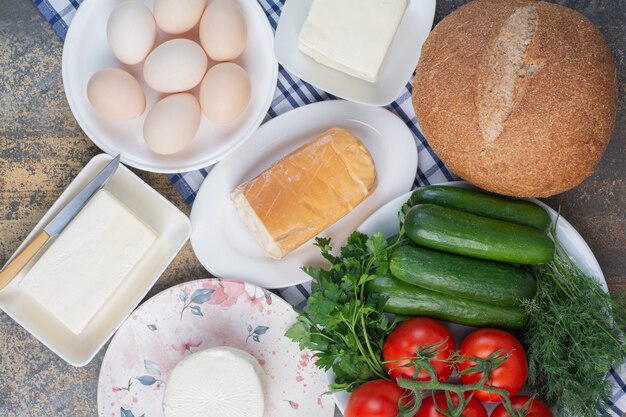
[522, 227, 626, 417]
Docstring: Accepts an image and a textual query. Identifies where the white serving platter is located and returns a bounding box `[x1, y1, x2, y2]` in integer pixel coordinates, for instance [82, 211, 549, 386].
[275, 0, 436, 106]
[329, 181, 606, 414]
[97, 278, 335, 417]
[0, 154, 191, 366]
[62, 0, 278, 173]
[190, 100, 418, 289]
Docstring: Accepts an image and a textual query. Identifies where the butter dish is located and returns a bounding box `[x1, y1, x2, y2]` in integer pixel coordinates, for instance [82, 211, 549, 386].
[0, 154, 191, 366]
[275, 0, 436, 106]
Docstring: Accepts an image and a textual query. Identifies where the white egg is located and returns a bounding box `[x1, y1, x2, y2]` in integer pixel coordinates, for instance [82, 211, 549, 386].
[143, 93, 201, 155]
[199, 63, 251, 124]
[107, 1, 156, 65]
[199, 0, 247, 61]
[153, 0, 206, 34]
[87, 68, 146, 120]
[143, 39, 209, 93]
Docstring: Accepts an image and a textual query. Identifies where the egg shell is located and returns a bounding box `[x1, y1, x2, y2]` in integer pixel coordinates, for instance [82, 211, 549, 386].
[143, 39, 209, 93]
[199, 62, 251, 124]
[143, 93, 201, 155]
[87, 68, 146, 120]
[107, 1, 156, 65]
[153, 0, 206, 34]
[199, 0, 247, 61]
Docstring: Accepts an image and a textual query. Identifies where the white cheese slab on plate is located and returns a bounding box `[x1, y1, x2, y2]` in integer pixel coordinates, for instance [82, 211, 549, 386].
[298, 0, 408, 82]
[19, 189, 157, 335]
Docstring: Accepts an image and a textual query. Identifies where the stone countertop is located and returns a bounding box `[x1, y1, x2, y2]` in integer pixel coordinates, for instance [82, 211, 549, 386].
[0, 0, 624, 416]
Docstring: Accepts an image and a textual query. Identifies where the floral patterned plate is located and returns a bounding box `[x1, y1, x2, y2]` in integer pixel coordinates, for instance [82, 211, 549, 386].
[97, 279, 334, 417]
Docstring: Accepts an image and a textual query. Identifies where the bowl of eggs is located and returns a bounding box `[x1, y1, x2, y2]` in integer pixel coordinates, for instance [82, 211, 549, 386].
[62, 0, 278, 173]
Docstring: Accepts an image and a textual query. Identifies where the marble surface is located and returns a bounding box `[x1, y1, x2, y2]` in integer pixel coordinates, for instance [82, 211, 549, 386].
[0, 0, 624, 416]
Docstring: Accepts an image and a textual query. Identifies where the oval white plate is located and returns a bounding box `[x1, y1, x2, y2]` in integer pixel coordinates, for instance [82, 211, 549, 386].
[97, 278, 334, 417]
[63, 0, 277, 173]
[190, 100, 418, 289]
[330, 181, 606, 414]
[275, 0, 436, 106]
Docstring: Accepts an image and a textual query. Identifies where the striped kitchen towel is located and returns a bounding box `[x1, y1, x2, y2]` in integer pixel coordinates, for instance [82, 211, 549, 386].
[33, 0, 626, 414]
[33, 0, 456, 303]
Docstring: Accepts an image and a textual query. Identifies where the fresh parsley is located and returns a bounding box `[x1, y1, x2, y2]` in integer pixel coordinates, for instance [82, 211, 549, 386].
[286, 231, 403, 392]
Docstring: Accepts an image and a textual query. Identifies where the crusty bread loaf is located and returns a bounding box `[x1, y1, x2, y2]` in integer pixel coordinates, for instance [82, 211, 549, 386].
[413, 0, 617, 197]
[231, 128, 377, 259]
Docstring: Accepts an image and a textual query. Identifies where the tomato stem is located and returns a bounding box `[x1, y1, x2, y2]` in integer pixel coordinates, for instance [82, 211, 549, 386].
[395, 348, 518, 417]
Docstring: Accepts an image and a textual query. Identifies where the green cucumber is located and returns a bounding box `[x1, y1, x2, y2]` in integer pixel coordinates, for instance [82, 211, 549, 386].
[390, 245, 536, 305]
[409, 186, 551, 230]
[405, 204, 554, 264]
[367, 276, 527, 329]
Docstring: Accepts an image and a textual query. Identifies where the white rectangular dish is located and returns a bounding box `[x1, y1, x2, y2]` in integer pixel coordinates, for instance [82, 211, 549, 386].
[0, 154, 191, 366]
[275, 0, 436, 106]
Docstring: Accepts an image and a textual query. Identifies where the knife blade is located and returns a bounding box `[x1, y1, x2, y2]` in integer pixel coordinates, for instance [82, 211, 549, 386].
[44, 154, 120, 237]
[0, 155, 120, 291]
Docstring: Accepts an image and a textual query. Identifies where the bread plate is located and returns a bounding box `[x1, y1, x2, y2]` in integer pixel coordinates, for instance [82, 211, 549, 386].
[190, 100, 418, 289]
[274, 0, 436, 106]
[62, 0, 277, 173]
[97, 278, 334, 417]
[328, 181, 606, 414]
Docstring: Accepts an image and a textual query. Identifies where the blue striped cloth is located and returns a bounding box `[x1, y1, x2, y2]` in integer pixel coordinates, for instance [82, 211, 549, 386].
[34, 0, 626, 414]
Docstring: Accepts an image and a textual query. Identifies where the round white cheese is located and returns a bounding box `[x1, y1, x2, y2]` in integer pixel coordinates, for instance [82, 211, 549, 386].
[163, 347, 265, 417]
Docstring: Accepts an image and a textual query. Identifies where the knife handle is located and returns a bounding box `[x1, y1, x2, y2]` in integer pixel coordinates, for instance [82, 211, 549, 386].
[0, 231, 50, 291]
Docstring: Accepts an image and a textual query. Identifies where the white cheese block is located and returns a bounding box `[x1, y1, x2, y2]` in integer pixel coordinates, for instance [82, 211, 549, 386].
[163, 347, 265, 417]
[19, 189, 157, 335]
[298, 0, 408, 82]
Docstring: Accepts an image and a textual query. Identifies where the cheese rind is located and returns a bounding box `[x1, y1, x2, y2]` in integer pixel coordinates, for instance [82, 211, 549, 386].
[298, 0, 408, 82]
[231, 127, 377, 259]
[19, 190, 157, 335]
[163, 347, 265, 417]
[231, 190, 282, 259]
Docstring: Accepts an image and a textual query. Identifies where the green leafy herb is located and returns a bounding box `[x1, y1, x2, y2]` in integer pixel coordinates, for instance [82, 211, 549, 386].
[522, 228, 626, 417]
[286, 231, 404, 392]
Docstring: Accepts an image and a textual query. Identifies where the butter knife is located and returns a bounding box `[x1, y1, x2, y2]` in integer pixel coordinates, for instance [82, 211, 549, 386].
[0, 155, 121, 291]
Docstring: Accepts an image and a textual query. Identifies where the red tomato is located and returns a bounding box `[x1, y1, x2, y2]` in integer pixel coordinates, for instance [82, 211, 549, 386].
[457, 328, 527, 402]
[344, 380, 404, 417]
[491, 396, 553, 417]
[383, 318, 455, 382]
[414, 392, 488, 417]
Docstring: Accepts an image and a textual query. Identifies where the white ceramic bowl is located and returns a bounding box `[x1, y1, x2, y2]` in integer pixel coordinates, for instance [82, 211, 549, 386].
[275, 0, 436, 106]
[62, 0, 278, 173]
[0, 154, 191, 366]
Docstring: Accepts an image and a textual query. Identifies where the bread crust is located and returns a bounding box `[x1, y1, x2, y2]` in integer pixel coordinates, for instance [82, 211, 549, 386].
[413, 0, 617, 197]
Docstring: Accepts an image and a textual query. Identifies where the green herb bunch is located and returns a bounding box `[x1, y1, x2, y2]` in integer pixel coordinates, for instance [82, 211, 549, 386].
[286, 231, 402, 392]
[522, 231, 626, 417]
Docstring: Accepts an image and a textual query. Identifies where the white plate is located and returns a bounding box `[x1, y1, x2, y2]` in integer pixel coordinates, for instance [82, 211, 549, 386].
[275, 0, 436, 106]
[62, 0, 278, 173]
[330, 181, 607, 414]
[97, 278, 335, 417]
[190, 100, 418, 289]
[0, 154, 191, 366]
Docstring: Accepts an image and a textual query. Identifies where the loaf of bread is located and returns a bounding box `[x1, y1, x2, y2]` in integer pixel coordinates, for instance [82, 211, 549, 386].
[231, 127, 377, 259]
[413, 0, 617, 197]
